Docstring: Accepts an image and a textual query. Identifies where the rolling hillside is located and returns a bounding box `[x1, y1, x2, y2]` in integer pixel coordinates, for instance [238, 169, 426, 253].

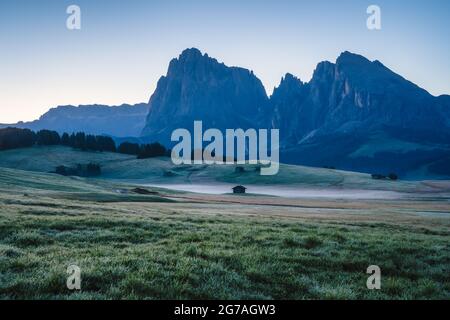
[1, 146, 448, 194]
[0, 153, 449, 299]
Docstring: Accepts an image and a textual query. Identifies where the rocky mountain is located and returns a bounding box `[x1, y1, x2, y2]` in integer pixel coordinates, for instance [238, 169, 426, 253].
[273, 52, 449, 141]
[4, 48, 449, 178]
[272, 52, 450, 178]
[141, 49, 450, 178]
[269, 73, 308, 145]
[0, 103, 149, 137]
[141, 48, 269, 144]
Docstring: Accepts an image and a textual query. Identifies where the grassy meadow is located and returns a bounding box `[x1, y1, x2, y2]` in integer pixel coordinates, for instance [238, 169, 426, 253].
[0, 147, 449, 299]
[0, 146, 430, 191]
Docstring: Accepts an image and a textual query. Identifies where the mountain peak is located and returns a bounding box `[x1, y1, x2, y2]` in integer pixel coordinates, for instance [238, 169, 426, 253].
[282, 73, 301, 83]
[142, 48, 268, 141]
[311, 60, 335, 81]
[166, 48, 223, 78]
[271, 73, 305, 101]
[336, 51, 371, 65]
[179, 47, 204, 60]
[276, 73, 304, 91]
[174, 47, 215, 66]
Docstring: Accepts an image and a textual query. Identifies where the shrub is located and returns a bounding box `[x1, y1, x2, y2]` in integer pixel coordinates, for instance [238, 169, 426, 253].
[54, 163, 101, 177]
[388, 173, 398, 181]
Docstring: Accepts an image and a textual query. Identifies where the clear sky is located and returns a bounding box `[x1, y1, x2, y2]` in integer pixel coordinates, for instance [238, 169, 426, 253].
[1, 0, 449, 123]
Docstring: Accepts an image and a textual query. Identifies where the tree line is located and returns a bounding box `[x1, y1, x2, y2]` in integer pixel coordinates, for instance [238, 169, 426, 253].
[0, 127, 168, 159]
[117, 142, 168, 158]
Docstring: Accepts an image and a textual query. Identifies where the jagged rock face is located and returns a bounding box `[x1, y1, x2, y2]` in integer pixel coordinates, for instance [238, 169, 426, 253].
[139, 48, 450, 177]
[266, 51, 450, 177]
[323, 52, 444, 132]
[271, 51, 450, 145]
[269, 73, 307, 144]
[141, 48, 269, 144]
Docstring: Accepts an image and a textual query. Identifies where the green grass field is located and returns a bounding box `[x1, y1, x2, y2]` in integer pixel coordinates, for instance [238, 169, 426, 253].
[0, 146, 434, 192]
[0, 147, 449, 299]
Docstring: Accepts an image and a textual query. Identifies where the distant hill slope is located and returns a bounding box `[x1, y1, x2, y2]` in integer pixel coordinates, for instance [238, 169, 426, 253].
[0, 166, 174, 203]
[0, 103, 149, 137]
[0, 146, 445, 192]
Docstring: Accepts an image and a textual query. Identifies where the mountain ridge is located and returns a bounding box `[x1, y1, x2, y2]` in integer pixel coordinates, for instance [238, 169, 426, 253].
[0, 103, 149, 137]
[3, 48, 449, 178]
[140, 48, 450, 178]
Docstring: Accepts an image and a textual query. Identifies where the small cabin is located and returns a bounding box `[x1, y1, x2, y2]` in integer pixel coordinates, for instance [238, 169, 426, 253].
[232, 185, 247, 194]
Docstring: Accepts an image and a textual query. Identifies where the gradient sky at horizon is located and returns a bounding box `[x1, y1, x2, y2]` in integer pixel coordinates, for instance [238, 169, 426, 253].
[1, 0, 449, 123]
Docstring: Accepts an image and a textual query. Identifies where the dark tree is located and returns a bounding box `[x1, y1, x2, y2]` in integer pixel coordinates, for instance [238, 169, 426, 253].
[36, 130, 61, 145]
[388, 173, 398, 181]
[96, 136, 116, 152]
[55, 165, 69, 176]
[118, 142, 140, 155]
[137, 142, 167, 159]
[0, 127, 36, 150]
[61, 133, 70, 146]
[55, 163, 101, 177]
[74, 132, 86, 150]
[85, 163, 101, 176]
[85, 135, 97, 151]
